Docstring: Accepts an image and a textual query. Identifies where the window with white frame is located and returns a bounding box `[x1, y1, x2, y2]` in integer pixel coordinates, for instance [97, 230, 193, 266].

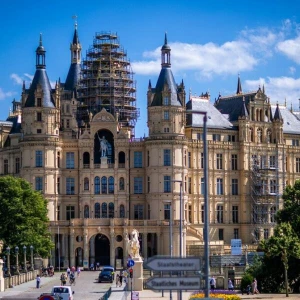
[296, 157, 300, 173]
[232, 179, 238, 195]
[217, 205, 224, 223]
[164, 111, 169, 120]
[164, 176, 171, 193]
[36, 150, 43, 167]
[134, 151, 143, 168]
[66, 177, 75, 195]
[216, 178, 223, 195]
[134, 204, 144, 220]
[134, 177, 143, 194]
[216, 153, 223, 169]
[35, 177, 43, 191]
[231, 154, 237, 170]
[164, 203, 171, 220]
[163, 149, 171, 166]
[66, 205, 75, 220]
[66, 152, 75, 169]
[232, 206, 238, 223]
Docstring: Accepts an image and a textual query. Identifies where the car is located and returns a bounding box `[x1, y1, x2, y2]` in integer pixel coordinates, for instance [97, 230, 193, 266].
[101, 265, 114, 273]
[98, 270, 113, 283]
[38, 293, 62, 300]
[51, 286, 74, 300]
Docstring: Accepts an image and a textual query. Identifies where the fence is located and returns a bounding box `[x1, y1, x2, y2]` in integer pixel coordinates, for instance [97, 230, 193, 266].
[4, 270, 39, 290]
[99, 287, 112, 300]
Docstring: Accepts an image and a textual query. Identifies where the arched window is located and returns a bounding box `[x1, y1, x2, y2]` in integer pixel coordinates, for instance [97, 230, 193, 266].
[118, 151, 125, 168]
[249, 128, 254, 142]
[94, 176, 100, 194]
[95, 203, 100, 218]
[120, 204, 125, 218]
[84, 205, 89, 218]
[101, 176, 107, 194]
[102, 202, 107, 218]
[84, 177, 89, 191]
[109, 202, 114, 218]
[108, 176, 114, 194]
[119, 177, 125, 190]
[257, 128, 262, 143]
[83, 152, 90, 167]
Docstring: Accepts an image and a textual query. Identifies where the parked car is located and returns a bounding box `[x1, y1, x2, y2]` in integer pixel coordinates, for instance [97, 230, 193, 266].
[101, 265, 114, 279]
[51, 286, 74, 300]
[98, 270, 113, 283]
[38, 293, 62, 300]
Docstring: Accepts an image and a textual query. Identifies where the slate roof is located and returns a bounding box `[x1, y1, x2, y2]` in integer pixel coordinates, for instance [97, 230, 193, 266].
[271, 105, 300, 134]
[186, 97, 234, 129]
[151, 68, 182, 107]
[24, 69, 55, 108]
[5, 115, 21, 134]
[65, 63, 81, 91]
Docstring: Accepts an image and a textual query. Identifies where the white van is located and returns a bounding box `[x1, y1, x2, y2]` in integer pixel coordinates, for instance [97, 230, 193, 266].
[51, 286, 74, 300]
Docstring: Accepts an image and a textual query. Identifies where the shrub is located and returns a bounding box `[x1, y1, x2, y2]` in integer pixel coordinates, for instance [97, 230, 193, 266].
[240, 273, 253, 292]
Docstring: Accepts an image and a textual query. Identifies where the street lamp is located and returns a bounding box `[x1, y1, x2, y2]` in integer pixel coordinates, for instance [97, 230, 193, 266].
[15, 246, 19, 275]
[186, 110, 210, 298]
[23, 245, 27, 273]
[30, 245, 34, 271]
[245, 244, 248, 267]
[6, 246, 11, 277]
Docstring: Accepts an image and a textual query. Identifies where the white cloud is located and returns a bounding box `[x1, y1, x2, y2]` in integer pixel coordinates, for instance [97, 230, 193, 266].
[277, 36, 300, 64]
[245, 76, 300, 108]
[10, 73, 23, 85]
[10, 73, 34, 86]
[289, 66, 296, 74]
[0, 88, 14, 100]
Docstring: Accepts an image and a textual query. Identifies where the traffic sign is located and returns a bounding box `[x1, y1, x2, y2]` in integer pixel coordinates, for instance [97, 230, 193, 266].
[132, 291, 139, 300]
[146, 277, 201, 290]
[144, 256, 201, 271]
[127, 259, 135, 267]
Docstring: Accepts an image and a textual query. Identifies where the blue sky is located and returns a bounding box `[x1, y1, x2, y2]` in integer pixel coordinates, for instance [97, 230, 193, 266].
[1, 0, 300, 137]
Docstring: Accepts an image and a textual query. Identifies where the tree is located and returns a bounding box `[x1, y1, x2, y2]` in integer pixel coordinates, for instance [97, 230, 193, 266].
[260, 223, 300, 297]
[0, 176, 53, 258]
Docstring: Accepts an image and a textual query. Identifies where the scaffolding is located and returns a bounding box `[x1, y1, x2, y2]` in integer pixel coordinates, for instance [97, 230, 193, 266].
[77, 32, 139, 135]
[250, 146, 282, 243]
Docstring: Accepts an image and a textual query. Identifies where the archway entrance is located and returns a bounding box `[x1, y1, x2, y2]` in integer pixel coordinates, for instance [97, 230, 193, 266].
[95, 233, 110, 265]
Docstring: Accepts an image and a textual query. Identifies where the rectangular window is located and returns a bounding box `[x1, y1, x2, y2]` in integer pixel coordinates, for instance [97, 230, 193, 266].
[269, 155, 276, 168]
[57, 177, 60, 194]
[296, 158, 300, 173]
[218, 228, 224, 241]
[147, 176, 150, 193]
[35, 150, 43, 167]
[163, 96, 169, 106]
[57, 205, 60, 220]
[4, 159, 8, 175]
[231, 154, 238, 170]
[37, 112, 42, 122]
[147, 151, 150, 167]
[213, 134, 221, 141]
[134, 204, 144, 220]
[163, 149, 171, 166]
[134, 151, 143, 168]
[57, 152, 60, 168]
[188, 152, 191, 168]
[201, 205, 204, 223]
[15, 157, 20, 174]
[216, 153, 223, 169]
[66, 177, 75, 195]
[35, 177, 43, 191]
[232, 179, 238, 195]
[66, 152, 75, 169]
[188, 177, 192, 194]
[234, 228, 239, 239]
[164, 204, 171, 220]
[164, 111, 169, 120]
[228, 135, 236, 142]
[200, 177, 204, 195]
[197, 133, 203, 140]
[66, 119, 70, 128]
[216, 178, 223, 195]
[66, 205, 75, 220]
[188, 204, 192, 223]
[200, 153, 204, 169]
[292, 139, 299, 146]
[217, 205, 224, 223]
[134, 177, 143, 194]
[37, 98, 42, 107]
[232, 206, 239, 223]
[270, 179, 277, 194]
[264, 229, 269, 239]
[164, 176, 171, 193]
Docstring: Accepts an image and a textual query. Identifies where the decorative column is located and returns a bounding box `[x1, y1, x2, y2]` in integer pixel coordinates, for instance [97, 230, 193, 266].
[65, 235, 69, 268]
[83, 228, 89, 269]
[61, 233, 65, 267]
[123, 229, 129, 268]
[110, 229, 115, 267]
[90, 236, 95, 265]
[70, 229, 75, 267]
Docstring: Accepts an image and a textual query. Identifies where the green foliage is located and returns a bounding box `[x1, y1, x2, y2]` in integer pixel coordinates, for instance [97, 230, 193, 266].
[240, 273, 253, 291]
[0, 176, 53, 258]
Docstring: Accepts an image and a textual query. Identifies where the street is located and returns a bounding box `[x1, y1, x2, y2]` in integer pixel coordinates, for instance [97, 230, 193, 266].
[0, 270, 113, 300]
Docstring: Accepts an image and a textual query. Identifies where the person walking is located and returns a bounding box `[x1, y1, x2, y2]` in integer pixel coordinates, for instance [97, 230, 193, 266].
[228, 279, 234, 291]
[60, 273, 67, 286]
[210, 276, 216, 290]
[119, 271, 123, 287]
[77, 266, 81, 277]
[36, 275, 41, 288]
[66, 267, 71, 278]
[116, 274, 120, 287]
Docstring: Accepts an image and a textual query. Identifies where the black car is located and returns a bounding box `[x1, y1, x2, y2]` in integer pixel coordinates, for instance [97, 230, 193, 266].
[98, 270, 113, 283]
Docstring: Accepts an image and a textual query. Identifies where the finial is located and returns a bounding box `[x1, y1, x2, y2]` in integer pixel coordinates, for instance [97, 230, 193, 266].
[189, 88, 192, 99]
[39, 33, 43, 46]
[164, 32, 168, 45]
[72, 15, 78, 29]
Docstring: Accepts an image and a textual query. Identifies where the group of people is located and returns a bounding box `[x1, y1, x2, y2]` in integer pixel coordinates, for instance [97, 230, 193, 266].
[115, 270, 127, 287]
[60, 266, 81, 286]
[89, 262, 101, 271]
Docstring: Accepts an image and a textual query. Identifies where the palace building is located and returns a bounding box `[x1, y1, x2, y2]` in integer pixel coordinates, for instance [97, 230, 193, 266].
[1, 25, 300, 268]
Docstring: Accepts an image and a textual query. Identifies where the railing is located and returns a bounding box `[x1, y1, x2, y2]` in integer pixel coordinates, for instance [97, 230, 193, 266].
[100, 287, 112, 300]
[4, 270, 39, 290]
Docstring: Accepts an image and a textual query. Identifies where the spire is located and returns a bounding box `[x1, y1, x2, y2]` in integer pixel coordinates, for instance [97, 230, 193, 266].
[273, 103, 283, 121]
[161, 32, 171, 68]
[240, 96, 249, 118]
[262, 84, 265, 94]
[72, 20, 80, 44]
[36, 33, 46, 69]
[236, 74, 242, 94]
[148, 79, 152, 89]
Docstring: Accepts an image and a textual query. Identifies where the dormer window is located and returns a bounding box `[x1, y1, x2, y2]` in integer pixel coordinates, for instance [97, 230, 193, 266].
[37, 98, 42, 107]
[163, 96, 169, 106]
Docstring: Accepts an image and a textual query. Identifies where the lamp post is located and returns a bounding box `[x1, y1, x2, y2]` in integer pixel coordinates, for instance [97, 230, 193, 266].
[15, 246, 19, 275]
[6, 247, 10, 277]
[186, 110, 210, 298]
[23, 245, 27, 273]
[245, 245, 248, 267]
[30, 245, 34, 271]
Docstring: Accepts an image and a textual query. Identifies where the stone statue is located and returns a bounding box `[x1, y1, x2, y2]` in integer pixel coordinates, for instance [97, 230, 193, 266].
[0, 240, 3, 255]
[97, 133, 109, 157]
[128, 229, 140, 258]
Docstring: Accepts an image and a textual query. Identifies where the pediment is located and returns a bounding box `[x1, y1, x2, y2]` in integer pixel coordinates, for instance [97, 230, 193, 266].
[92, 108, 115, 122]
[80, 128, 91, 139]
